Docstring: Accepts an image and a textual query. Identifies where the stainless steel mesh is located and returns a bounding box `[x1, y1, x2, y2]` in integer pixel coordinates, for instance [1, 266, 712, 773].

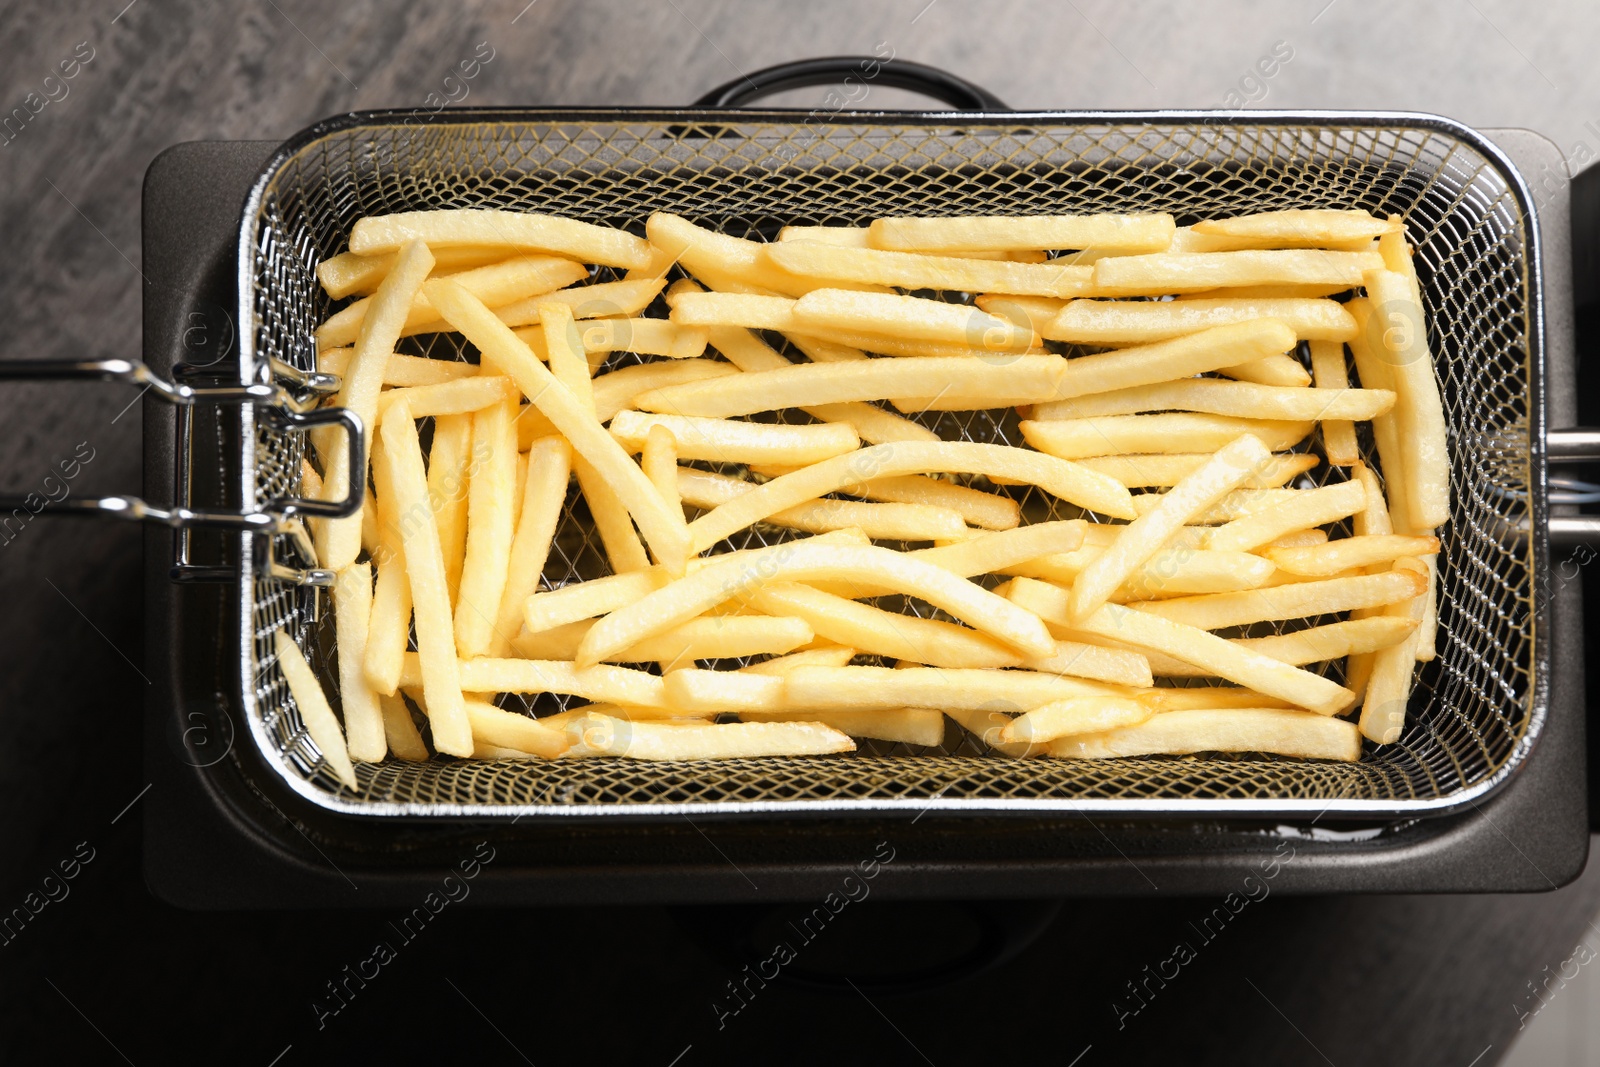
[238, 111, 1541, 816]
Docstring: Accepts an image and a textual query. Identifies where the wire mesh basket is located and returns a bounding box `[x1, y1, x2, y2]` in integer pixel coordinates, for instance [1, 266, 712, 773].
[237, 109, 1545, 818]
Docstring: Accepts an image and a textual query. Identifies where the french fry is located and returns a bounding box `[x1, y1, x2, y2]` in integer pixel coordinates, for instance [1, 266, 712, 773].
[1025, 640, 1154, 688]
[1068, 435, 1272, 622]
[1216, 353, 1313, 388]
[578, 541, 1055, 667]
[1128, 488, 1303, 524]
[1308, 340, 1360, 465]
[318, 348, 478, 387]
[1190, 208, 1397, 244]
[1359, 557, 1430, 744]
[1362, 269, 1450, 529]
[316, 245, 510, 300]
[688, 441, 1135, 550]
[1022, 414, 1312, 459]
[779, 225, 872, 246]
[1265, 534, 1439, 577]
[911, 521, 1086, 574]
[1178, 283, 1356, 298]
[562, 713, 855, 759]
[738, 707, 947, 746]
[1131, 616, 1419, 677]
[454, 401, 520, 658]
[1270, 528, 1331, 548]
[400, 654, 670, 709]
[646, 211, 886, 298]
[1050, 707, 1361, 761]
[1032, 376, 1393, 423]
[742, 646, 859, 675]
[1074, 452, 1317, 489]
[632, 354, 1068, 418]
[1136, 686, 1293, 712]
[273, 629, 358, 790]
[380, 400, 473, 756]
[1007, 544, 1275, 597]
[379, 693, 430, 760]
[350, 208, 653, 269]
[1205, 478, 1367, 552]
[593, 359, 737, 420]
[376, 376, 521, 422]
[318, 240, 434, 571]
[999, 696, 1151, 743]
[676, 466, 969, 542]
[814, 473, 1020, 531]
[1093, 249, 1384, 296]
[765, 241, 1097, 298]
[785, 665, 1113, 712]
[1130, 568, 1428, 630]
[577, 318, 708, 359]
[464, 697, 568, 758]
[515, 615, 813, 664]
[492, 435, 572, 656]
[363, 437, 411, 695]
[1046, 299, 1356, 344]
[974, 295, 1068, 336]
[1346, 299, 1410, 531]
[610, 411, 860, 466]
[944, 705, 1040, 757]
[525, 570, 670, 633]
[792, 290, 1039, 351]
[642, 424, 681, 514]
[422, 414, 474, 607]
[664, 668, 787, 712]
[868, 213, 1176, 254]
[495, 278, 668, 328]
[424, 278, 690, 572]
[332, 563, 386, 762]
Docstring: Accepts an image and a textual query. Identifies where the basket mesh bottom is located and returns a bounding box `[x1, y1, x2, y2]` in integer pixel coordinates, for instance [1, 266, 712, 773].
[243, 115, 1536, 811]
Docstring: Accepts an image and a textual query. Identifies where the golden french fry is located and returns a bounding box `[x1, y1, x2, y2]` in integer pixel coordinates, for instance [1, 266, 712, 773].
[1136, 686, 1293, 712]
[1033, 376, 1392, 423]
[363, 437, 411, 695]
[332, 563, 386, 762]
[563, 713, 855, 759]
[1074, 452, 1317, 489]
[642, 424, 680, 513]
[676, 466, 969, 542]
[1132, 616, 1419, 677]
[1067, 435, 1272, 622]
[784, 665, 1113, 712]
[515, 614, 813, 665]
[944, 705, 1040, 757]
[1022, 414, 1312, 459]
[1265, 534, 1439, 577]
[1131, 567, 1428, 630]
[911, 521, 1086, 574]
[868, 213, 1175, 253]
[465, 697, 568, 758]
[273, 629, 358, 790]
[376, 376, 521, 423]
[319, 348, 478, 387]
[350, 208, 653, 268]
[1308, 339, 1360, 465]
[1178, 283, 1357, 299]
[1191, 209, 1397, 244]
[316, 245, 511, 300]
[1346, 299, 1411, 531]
[741, 646, 859, 675]
[318, 240, 434, 571]
[689, 441, 1135, 550]
[574, 457, 651, 573]
[1025, 640, 1153, 688]
[495, 278, 668, 328]
[1205, 478, 1366, 552]
[492, 435, 572, 655]
[1050, 707, 1361, 760]
[1000, 696, 1151, 743]
[379, 693, 430, 760]
[399, 654, 670, 709]
[1008, 543, 1275, 596]
[425, 414, 474, 606]
[974, 295, 1067, 336]
[632, 354, 1067, 418]
[738, 707, 946, 746]
[1093, 249, 1384, 296]
[766, 241, 1097, 298]
[818, 473, 1021, 531]
[1362, 269, 1449, 529]
[779, 225, 871, 246]
[1217, 353, 1313, 388]
[380, 400, 473, 756]
[1359, 557, 1430, 744]
[454, 401, 519, 658]
[1128, 488, 1303, 525]
[424, 278, 690, 571]
[610, 410, 860, 466]
[1046, 299, 1356, 344]
[792, 289, 1039, 351]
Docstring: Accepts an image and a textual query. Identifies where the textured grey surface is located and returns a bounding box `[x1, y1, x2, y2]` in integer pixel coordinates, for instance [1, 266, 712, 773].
[1, 1, 1599, 1063]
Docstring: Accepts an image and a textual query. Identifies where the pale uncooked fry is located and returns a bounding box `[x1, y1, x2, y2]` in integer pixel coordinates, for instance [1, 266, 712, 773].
[945, 705, 1041, 757]
[1132, 687, 1290, 712]
[742, 646, 859, 675]
[514, 615, 813, 664]
[669, 291, 799, 331]
[495, 278, 668, 328]
[399, 654, 669, 709]
[317, 255, 589, 350]
[1093, 249, 1384, 296]
[1046, 298, 1357, 344]
[646, 211, 889, 298]
[784, 665, 1112, 712]
[1216, 353, 1314, 388]
[999, 696, 1152, 744]
[815, 473, 1021, 531]
[610, 411, 860, 466]
[376, 376, 521, 422]
[1350, 463, 1391, 538]
[1066, 320, 1306, 404]
[317, 245, 511, 300]
[350, 208, 653, 268]
[868, 213, 1175, 253]
[425, 279, 690, 571]
[783, 332, 866, 363]
[1146, 616, 1420, 677]
[664, 668, 788, 712]
[911, 521, 1086, 574]
[677, 466, 968, 542]
[739, 707, 946, 746]
[1024, 640, 1153, 688]
[525, 570, 670, 633]
[273, 629, 358, 790]
[1265, 534, 1439, 577]
[594, 359, 738, 419]
[1032, 376, 1393, 423]
[563, 713, 855, 760]
[778, 225, 872, 246]
[1178, 283, 1356, 299]
[363, 437, 411, 695]
[1068, 435, 1272, 622]
[1190, 209, 1398, 245]
[641, 424, 681, 513]
[973, 295, 1068, 339]
[793, 289, 1039, 352]
[689, 441, 1135, 550]
[1050, 707, 1361, 761]
[380, 401, 473, 756]
[318, 240, 434, 571]
[1413, 547, 1439, 664]
[578, 318, 709, 359]
[798, 329, 1042, 360]
[745, 582, 1021, 669]
[632, 354, 1067, 418]
[1130, 567, 1428, 630]
[765, 242, 1097, 298]
[1346, 299, 1410, 531]
[492, 435, 572, 656]
[579, 540, 1055, 667]
[319, 348, 479, 387]
[425, 414, 474, 607]
[1363, 269, 1449, 530]
[1359, 557, 1430, 743]
[332, 563, 386, 762]
[453, 401, 519, 658]
[464, 697, 568, 758]
[1022, 414, 1312, 459]
[1205, 478, 1367, 552]
[1074, 453, 1318, 489]
[1308, 340, 1360, 465]
[1127, 488, 1304, 525]
[1007, 543, 1275, 597]
[378, 693, 430, 760]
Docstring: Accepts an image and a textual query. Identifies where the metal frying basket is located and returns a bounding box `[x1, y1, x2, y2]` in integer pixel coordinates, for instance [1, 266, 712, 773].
[237, 105, 1556, 820]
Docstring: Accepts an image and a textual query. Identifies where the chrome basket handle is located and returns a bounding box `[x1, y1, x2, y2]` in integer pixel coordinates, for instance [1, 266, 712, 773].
[1548, 427, 1600, 547]
[694, 56, 1008, 111]
[0, 357, 362, 585]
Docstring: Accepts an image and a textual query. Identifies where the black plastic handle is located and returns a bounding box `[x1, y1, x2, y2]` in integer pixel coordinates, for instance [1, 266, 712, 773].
[695, 56, 1007, 111]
